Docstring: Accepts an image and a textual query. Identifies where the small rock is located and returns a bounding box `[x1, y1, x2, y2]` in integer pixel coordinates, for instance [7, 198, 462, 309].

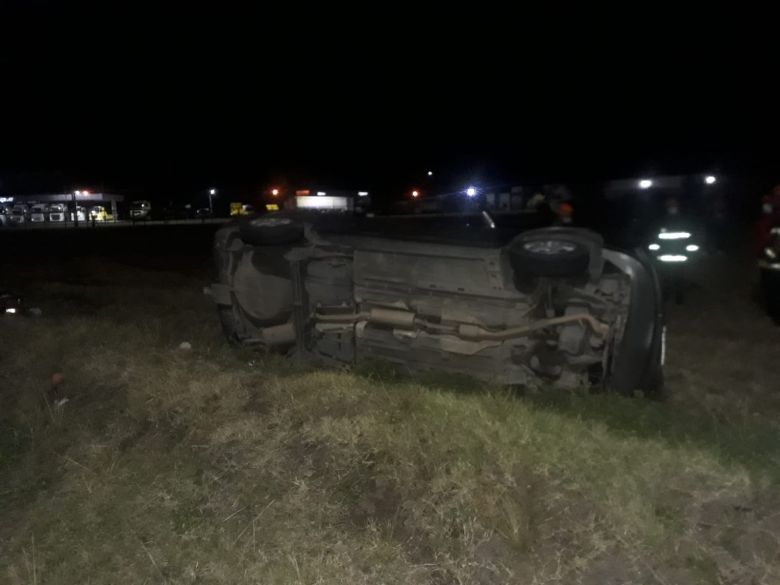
[28, 307, 43, 317]
[178, 341, 193, 351]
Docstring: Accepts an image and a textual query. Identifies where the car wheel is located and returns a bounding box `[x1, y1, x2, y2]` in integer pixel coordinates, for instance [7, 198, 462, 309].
[238, 215, 304, 246]
[508, 237, 590, 278]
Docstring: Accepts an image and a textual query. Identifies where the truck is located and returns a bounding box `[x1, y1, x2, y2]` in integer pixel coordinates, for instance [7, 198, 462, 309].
[130, 200, 152, 221]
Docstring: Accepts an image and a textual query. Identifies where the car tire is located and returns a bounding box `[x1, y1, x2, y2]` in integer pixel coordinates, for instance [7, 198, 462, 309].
[238, 215, 304, 246]
[508, 237, 590, 278]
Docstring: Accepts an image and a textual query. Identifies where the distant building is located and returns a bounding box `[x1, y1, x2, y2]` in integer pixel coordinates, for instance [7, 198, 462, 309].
[0, 192, 124, 219]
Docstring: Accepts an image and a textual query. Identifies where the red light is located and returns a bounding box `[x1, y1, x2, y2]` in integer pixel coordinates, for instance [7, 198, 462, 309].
[271, 188, 279, 196]
[411, 190, 419, 198]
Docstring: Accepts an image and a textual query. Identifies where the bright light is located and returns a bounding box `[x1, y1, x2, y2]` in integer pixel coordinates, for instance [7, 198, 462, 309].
[466, 186, 478, 197]
[209, 189, 216, 195]
[658, 231, 691, 240]
[75, 190, 81, 195]
[427, 171, 433, 176]
[297, 195, 349, 210]
[638, 179, 653, 189]
[5, 308, 17, 314]
[705, 175, 717, 185]
[357, 191, 369, 197]
[648, 243, 661, 251]
[316, 191, 327, 196]
[411, 190, 419, 198]
[271, 188, 279, 196]
[659, 254, 688, 263]
[82, 190, 90, 196]
[686, 244, 700, 252]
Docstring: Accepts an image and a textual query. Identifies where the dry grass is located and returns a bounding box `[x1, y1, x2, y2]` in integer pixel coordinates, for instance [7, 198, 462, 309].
[1, 254, 779, 584]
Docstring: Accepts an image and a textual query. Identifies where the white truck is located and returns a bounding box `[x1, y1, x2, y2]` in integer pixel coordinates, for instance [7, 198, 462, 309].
[48, 204, 66, 222]
[71, 206, 86, 222]
[130, 200, 152, 221]
[9, 205, 28, 225]
[30, 204, 47, 223]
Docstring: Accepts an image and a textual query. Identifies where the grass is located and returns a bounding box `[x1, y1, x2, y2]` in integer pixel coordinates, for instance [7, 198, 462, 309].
[1, 255, 779, 584]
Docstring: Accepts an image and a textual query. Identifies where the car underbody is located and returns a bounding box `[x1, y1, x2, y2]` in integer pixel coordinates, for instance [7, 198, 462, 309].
[212, 213, 664, 395]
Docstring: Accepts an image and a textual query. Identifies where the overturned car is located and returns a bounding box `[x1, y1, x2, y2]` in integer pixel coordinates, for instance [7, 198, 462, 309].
[212, 212, 664, 395]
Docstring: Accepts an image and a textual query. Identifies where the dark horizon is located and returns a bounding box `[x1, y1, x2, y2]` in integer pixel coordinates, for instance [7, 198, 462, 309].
[2, 136, 778, 201]
[2, 5, 778, 204]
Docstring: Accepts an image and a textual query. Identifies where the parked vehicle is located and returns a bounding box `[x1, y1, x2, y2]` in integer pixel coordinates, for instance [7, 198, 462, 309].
[230, 203, 255, 216]
[9, 205, 28, 224]
[71, 206, 86, 222]
[48, 203, 66, 222]
[212, 212, 664, 395]
[130, 200, 152, 221]
[89, 205, 109, 221]
[30, 204, 47, 223]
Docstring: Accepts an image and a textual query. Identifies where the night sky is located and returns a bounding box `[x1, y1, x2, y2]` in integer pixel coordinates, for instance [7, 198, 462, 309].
[1, 4, 776, 205]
